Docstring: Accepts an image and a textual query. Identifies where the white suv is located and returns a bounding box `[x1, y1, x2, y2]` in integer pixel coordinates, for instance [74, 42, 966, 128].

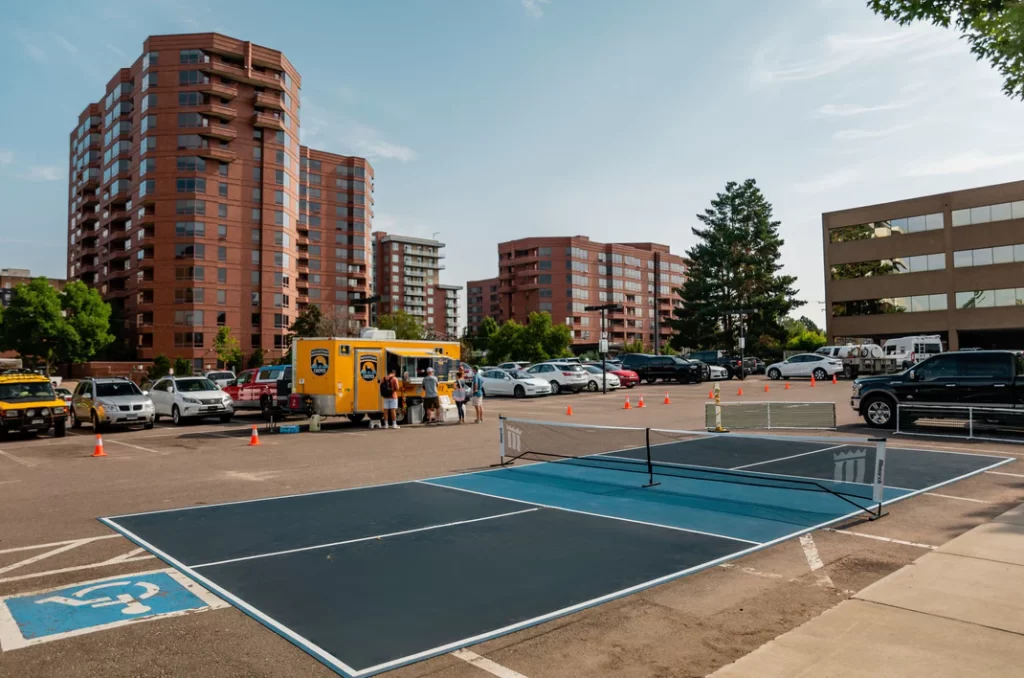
[525, 362, 588, 394]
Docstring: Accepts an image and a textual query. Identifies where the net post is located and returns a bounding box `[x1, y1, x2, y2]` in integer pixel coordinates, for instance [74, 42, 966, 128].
[968, 407, 974, 440]
[499, 415, 506, 466]
[870, 437, 888, 520]
[643, 427, 660, 488]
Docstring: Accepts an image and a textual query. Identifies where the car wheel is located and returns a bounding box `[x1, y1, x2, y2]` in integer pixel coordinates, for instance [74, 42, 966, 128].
[91, 411, 104, 433]
[172, 405, 183, 426]
[550, 380, 561, 395]
[645, 377, 657, 384]
[863, 396, 895, 429]
[725, 367, 735, 380]
[514, 385, 526, 398]
[767, 368, 781, 380]
[153, 413, 161, 423]
[588, 380, 598, 392]
[69, 409, 81, 429]
[813, 368, 827, 381]
[54, 421, 66, 438]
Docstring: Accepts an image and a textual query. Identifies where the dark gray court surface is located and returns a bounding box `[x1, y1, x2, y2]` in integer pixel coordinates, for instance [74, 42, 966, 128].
[101, 437, 1014, 677]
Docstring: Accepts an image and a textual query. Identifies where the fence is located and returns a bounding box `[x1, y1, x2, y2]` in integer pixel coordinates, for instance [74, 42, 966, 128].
[704, 401, 836, 430]
[896, 404, 1024, 444]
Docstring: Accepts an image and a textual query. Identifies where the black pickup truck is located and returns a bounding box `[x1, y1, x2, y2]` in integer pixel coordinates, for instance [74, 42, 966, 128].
[852, 350, 1024, 428]
[619, 354, 704, 384]
[684, 350, 750, 380]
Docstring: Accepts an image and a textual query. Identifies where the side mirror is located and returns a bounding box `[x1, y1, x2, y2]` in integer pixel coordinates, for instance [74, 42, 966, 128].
[143, 390, 149, 396]
[908, 370, 916, 381]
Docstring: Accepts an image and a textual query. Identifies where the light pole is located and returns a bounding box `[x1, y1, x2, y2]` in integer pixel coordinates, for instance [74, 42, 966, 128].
[585, 303, 623, 394]
[733, 307, 758, 380]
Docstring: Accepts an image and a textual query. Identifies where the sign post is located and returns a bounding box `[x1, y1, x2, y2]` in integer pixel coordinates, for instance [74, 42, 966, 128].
[585, 303, 623, 395]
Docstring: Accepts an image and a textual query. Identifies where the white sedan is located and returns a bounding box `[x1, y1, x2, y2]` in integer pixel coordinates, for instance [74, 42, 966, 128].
[478, 369, 552, 398]
[707, 364, 729, 380]
[766, 353, 843, 381]
[148, 376, 235, 425]
[581, 364, 621, 391]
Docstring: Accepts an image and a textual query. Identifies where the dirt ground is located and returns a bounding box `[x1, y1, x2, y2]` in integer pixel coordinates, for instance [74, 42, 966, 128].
[1, 376, 1021, 678]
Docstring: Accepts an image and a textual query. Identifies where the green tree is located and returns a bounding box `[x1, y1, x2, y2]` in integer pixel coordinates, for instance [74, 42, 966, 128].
[669, 179, 803, 352]
[213, 327, 244, 371]
[620, 339, 647, 354]
[485, 313, 573, 363]
[148, 354, 171, 381]
[288, 305, 323, 338]
[798, 316, 821, 335]
[868, 0, 1024, 100]
[474, 316, 499, 352]
[786, 329, 828, 353]
[172, 357, 193, 376]
[660, 341, 678, 356]
[377, 310, 424, 340]
[247, 348, 266, 369]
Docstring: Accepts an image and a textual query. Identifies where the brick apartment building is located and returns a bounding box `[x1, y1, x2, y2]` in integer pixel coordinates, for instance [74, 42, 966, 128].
[468, 237, 686, 351]
[0, 269, 66, 308]
[66, 33, 372, 370]
[371, 232, 460, 339]
[823, 180, 1024, 350]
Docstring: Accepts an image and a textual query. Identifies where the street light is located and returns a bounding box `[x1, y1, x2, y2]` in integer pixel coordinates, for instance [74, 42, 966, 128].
[584, 303, 623, 394]
[732, 307, 758, 380]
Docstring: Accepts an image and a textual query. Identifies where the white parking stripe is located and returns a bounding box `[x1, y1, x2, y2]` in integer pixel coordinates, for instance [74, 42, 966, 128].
[0, 449, 32, 467]
[0, 540, 94, 576]
[986, 470, 1024, 479]
[825, 528, 937, 550]
[105, 439, 165, 455]
[925, 492, 992, 504]
[0, 556, 156, 584]
[452, 649, 530, 677]
[798, 534, 834, 589]
[0, 534, 121, 556]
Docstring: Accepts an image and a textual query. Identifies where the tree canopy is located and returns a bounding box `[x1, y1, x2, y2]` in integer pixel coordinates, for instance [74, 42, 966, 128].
[868, 0, 1024, 101]
[0, 279, 113, 372]
[668, 179, 803, 351]
[289, 304, 362, 338]
[377, 310, 424, 340]
[486, 312, 573, 364]
[213, 327, 244, 371]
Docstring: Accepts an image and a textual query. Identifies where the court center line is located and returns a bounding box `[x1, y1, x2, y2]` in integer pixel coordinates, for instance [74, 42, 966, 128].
[451, 649, 530, 678]
[798, 534, 835, 589]
[924, 492, 992, 504]
[421, 481, 760, 545]
[731, 444, 848, 470]
[824, 528, 937, 550]
[190, 508, 540, 569]
[0, 448, 32, 467]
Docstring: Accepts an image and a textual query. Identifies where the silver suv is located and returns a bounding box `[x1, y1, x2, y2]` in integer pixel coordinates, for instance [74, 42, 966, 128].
[69, 377, 155, 432]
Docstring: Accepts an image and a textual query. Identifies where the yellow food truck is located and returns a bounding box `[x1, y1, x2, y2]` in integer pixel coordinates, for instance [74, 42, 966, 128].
[286, 330, 461, 424]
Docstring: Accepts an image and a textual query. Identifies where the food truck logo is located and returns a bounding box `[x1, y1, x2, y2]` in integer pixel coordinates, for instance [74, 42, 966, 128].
[359, 354, 378, 381]
[310, 349, 330, 376]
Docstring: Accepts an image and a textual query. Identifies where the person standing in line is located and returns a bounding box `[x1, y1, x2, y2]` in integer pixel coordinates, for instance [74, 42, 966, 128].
[471, 367, 485, 424]
[380, 368, 401, 430]
[422, 366, 440, 425]
[453, 369, 468, 424]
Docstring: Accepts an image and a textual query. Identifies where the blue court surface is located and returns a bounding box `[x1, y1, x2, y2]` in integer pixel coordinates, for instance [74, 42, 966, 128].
[100, 425, 1014, 677]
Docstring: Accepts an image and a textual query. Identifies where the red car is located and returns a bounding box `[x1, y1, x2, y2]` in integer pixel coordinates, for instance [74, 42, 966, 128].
[584, 363, 639, 388]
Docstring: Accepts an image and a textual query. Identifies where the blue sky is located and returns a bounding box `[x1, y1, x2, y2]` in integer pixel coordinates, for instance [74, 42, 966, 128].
[3, 0, 1024, 329]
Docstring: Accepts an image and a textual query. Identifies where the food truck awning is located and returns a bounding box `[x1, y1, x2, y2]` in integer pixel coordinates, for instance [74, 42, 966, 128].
[385, 348, 443, 358]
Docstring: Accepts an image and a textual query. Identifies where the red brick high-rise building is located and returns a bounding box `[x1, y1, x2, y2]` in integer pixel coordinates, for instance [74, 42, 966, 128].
[371, 232, 460, 339]
[66, 33, 372, 370]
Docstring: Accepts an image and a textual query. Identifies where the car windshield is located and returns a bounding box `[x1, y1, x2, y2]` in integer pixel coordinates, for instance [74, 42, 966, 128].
[96, 382, 142, 398]
[582, 365, 604, 374]
[510, 370, 533, 380]
[208, 372, 234, 380]
[557, 364, 584, 372]
[176, 378, 218, 392]
[0, 381, 56, 402]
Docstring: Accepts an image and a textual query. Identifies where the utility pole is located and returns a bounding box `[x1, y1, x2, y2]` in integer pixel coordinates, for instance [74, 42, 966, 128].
[733, 307, 758, 380]
[585, 303, 623, 394]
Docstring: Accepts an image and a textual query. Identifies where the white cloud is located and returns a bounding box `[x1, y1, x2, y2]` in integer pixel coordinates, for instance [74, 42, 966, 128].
[102, 42, 127, 58]
[905, 150, 1024, 177]
[816, 101, 909, 117]
[17, 34, 46, 62]
[51, 33, 77, 54]
[23, 166, 62, 182]
[0, 150, 13, 167]
[832, 124, 911, 140]
[355, 140, 418, 163]
[791, 167, 862, 194]
[521, 0, 551, 18]
[300, 96, 417, 164]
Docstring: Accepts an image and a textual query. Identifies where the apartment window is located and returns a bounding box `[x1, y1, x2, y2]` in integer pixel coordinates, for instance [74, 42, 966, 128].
[139, 179, 156, 198]
[139, 158, 156, 176]
[219, 162, 228, 177]
[273, 294, 290, 308]
[273, 232, 291, 247]
[218, 246, 227, 262]
[274, 211, 289, 227]
[175, 200, 206, 215]
[218, 203, 228, 218]
[173, 309, 202, 325]
[274, 170, 287, 186]
[273, 313, 288, 329]
[174, 288, 204, 304]
[217, 312, 226, 326]
[178, 92, 202, 107]
[141, 135, 156, 153]
[254, 147, 262, 160]
[832, 294, 948, 316]
[176, 178, 206, 193]
[217, 224, 228, 239]
[177, 156, 206, 172]
[253, 168, 262, 182]
[274, 190, 287, 206]
[179, 70, 205, 86]
[174, 221, 205, 237]
[178, 112, 205, 128]
[217, 289, 226, 305]
[179, 49, 207, 64]
[141, 94, 157, 112]
[251, 250, 260, 265]
[177, 134, 204, 150]
[251, 333, 261, 348]
[174, 267, 204, 281]
[174, 244, 205, 259]
[251, 229, 261, 244]
[218, 268, 227, 284]
[273, 252, 290, 268]
[251, 292, 260, 306]
[143, 51, 158, 69]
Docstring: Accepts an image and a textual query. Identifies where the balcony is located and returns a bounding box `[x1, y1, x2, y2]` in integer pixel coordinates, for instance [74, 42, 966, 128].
[252, 111, 286, 130]
[254, 91, 285, 111]
[199, 124, 237, 141]
[79, 170, 100, 191]
[198, 79, 238, 100]
[109, 246, 131, 261]
[199, 102, 237, 121]
[201, 60, 285, 91]
[136, 208, 156, 226]
[197, 145, 237, 163]
[82, 192, 99, 207]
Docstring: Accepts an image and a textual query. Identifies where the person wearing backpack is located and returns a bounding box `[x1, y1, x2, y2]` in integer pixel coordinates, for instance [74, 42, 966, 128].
[380, 368, 401, 430]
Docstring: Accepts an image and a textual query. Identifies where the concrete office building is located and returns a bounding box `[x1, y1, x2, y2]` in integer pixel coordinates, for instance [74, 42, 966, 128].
[823, 180, 1024, 350]
[476, 236, 686, 351]
[67, 33, 372, 370]
[465, 277, 501, 336]
[371, 232, 460, 338]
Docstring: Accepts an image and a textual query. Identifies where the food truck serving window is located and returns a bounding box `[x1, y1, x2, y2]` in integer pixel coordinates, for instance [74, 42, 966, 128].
[386, 349, 453, 381]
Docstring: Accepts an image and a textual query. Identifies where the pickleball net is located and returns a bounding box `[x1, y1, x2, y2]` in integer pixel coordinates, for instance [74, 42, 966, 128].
[498, 417, 888, 520]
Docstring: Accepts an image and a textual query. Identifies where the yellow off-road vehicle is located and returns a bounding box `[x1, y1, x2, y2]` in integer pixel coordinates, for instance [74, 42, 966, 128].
[0, 372, 68, 438]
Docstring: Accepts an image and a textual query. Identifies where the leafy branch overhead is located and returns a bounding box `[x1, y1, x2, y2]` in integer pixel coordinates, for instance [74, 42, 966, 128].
[868, 0, 1024, 100]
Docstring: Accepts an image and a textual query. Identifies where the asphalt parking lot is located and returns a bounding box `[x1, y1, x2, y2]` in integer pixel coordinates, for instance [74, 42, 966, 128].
[1, 376, 1022, 678]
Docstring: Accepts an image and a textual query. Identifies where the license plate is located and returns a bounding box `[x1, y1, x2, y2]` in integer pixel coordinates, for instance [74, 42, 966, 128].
[126, 415, 138, 420]
[31, 419, 44, 425]
[203, 406, 219, 411]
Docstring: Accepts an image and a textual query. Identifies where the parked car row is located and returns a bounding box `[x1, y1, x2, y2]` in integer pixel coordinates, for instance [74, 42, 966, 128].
[68, 376, 235, 432]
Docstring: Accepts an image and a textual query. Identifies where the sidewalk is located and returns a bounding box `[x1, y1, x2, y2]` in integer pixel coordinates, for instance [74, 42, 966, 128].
[710, 504, 1024, 677]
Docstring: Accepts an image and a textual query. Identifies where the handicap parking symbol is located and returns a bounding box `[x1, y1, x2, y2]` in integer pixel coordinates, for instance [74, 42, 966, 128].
[0, 569, 226, 650]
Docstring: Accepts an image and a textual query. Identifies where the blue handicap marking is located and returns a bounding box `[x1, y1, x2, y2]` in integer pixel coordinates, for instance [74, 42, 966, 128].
[0, 569, 224, 649]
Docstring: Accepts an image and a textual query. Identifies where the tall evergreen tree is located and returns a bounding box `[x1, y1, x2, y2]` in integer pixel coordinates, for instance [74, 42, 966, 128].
[669, 179, 803, 350]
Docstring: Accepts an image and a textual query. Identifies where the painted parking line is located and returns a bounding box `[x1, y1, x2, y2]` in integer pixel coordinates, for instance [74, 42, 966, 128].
[0, 449, 32, 467]
[0, 569, 226, 650]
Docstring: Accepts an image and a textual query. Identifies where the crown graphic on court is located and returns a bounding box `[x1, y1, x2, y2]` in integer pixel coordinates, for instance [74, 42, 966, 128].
[833, 449, 867, 461]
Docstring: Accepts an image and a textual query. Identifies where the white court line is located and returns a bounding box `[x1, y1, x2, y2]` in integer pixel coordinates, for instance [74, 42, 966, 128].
[798, 534, 835, 589]
[0, 555, 156, 584]
[824, 528, 937, 550]
[0, 449, 32, 467]
[925, 492, 993, 504]
[0, 534, 120, 556]
[986, 470, 1024, 478]
[731, 444, 848, 470]
[451, 649, 530, 678]
[105, 438, 165, 455]
[191, 508, 540, 569]
[423, 481, 760, 545]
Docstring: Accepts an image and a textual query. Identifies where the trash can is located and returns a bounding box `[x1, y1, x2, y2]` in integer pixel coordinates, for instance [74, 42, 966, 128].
[406, 403, 425, 425]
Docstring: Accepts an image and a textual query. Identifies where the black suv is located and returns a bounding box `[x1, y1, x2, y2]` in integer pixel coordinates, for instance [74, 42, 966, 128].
[620, 354, 703, 384]
[685, 350, 748, 379]
[852, 350, 1024, 428]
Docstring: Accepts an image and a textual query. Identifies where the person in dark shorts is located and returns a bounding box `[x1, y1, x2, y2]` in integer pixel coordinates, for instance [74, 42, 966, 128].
[422, 367, 440, 424]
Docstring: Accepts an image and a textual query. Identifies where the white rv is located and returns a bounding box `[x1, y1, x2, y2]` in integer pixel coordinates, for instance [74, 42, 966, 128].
[882, 335, 944, 367]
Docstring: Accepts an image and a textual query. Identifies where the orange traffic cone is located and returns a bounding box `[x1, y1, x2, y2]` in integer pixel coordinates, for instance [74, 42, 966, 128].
[638, 395, 646, 408]
[566, 405, 573, 416]
[737, 387, 744, 396]
[708, 389, 713, 399]
[663, 392, 671, 405]
[92, 434, 107, 458]
[832, 374, 838, 385]
[623, 397, 632, 410]
[785, 382, 791, 390]
[764, 384, 770, 393]
[248, 426, 261, 446]
[810, 376, 817, 387]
